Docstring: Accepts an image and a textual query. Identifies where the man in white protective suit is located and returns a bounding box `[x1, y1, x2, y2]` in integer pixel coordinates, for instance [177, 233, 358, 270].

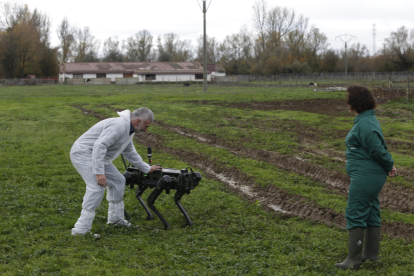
[70, 107, 161, 235]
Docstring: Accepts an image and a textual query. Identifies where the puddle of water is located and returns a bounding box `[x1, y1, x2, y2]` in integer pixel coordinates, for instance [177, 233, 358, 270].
[239, 185, 257, 196]
[326, 87, 347, 90]
[332, 157, 346, 162]
[172, 126, 347, 195]
[174, 128, 210, 142]
[269, 204, 289, 213]
[204, 169, 289, 214]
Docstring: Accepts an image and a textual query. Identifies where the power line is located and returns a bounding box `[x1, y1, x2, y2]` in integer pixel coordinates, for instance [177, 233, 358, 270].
[207, 0, 213, 11]
[195, 0, 202, 11]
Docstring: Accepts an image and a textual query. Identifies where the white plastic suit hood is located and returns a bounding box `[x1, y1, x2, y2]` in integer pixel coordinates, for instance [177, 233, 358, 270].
[117, 109, 131, 120]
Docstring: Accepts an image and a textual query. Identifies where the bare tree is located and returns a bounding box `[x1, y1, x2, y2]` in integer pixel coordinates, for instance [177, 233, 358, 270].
[266, 6, 305, 50]
[125, 29, 153, 61]
[158, 33, 178, 55]
[252, 0, 267, 53]
[195, 35, 219, 64]
[0, 1, 25, 30]
[305, 27, 329, 70]
[306, 27, 328, 55]
[383, 26, 414, 71]
[31, 8, 51, 45]
[157, 33, 193, 61]
[73, 26, 100, 62]
[102, 36, 124, 62]
[57, 17, 76, 63]
[219, 27, 253, 74]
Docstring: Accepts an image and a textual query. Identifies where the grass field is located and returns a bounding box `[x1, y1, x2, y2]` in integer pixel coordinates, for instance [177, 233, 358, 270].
[1, 84, 413, 275]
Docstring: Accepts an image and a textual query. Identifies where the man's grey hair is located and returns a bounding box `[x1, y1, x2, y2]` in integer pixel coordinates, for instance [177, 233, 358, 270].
[131, 107, 154, 123]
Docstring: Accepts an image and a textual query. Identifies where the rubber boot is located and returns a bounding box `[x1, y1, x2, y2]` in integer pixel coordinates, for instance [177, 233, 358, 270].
[362, 226, 381, 262]
[335, 227, 365, 270]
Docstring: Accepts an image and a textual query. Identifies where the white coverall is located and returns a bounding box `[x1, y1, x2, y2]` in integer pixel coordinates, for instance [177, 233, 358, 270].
[70, 110, 151, 235]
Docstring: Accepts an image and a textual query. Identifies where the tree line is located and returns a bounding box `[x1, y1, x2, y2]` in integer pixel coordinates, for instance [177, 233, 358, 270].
[0, 0, 413, 78]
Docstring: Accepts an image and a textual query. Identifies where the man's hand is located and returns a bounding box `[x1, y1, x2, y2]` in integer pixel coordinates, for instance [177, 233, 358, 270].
[149, 165, 162, 173]
[388, 166, 397, 177]
[96, 174, 107, 188]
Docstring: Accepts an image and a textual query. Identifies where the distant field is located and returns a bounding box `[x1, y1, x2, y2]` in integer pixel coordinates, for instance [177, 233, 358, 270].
[1, 85, 413, 275]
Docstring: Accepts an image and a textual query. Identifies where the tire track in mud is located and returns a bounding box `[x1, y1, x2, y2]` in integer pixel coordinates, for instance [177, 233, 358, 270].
[135, 131, 414, 239]
[186, 99, 352, 117]
[154, 121, 414, 215]
[188, 100, 414, 158]
[73, 105, 414, 239]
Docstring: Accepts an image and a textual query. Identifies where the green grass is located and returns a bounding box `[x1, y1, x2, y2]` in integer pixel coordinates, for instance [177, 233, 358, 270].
[1, 85, 413, 275]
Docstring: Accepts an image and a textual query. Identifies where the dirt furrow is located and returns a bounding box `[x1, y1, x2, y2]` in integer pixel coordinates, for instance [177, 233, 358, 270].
[135, 132, 414, 239]
[187, 100, 414, 157]
[154, 121, 414, 214]
[186, 99, 352, 117]
[73, 105, 414, 239]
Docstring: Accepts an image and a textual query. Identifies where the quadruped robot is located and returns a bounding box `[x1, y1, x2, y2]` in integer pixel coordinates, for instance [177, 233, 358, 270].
[122, 147, 202, 229]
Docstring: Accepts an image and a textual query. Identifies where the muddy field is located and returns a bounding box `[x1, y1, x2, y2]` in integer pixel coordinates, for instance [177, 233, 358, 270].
[76, 98, 414, 239]
[187, 98, 352, 117]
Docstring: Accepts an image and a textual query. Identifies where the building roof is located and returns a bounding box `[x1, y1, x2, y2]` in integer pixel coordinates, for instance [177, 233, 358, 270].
[213, 64, 226, 73]
[60, 62, 210, 75]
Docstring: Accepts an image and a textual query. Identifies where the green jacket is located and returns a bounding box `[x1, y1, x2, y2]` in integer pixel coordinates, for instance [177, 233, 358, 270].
[345, 109, 394, 173]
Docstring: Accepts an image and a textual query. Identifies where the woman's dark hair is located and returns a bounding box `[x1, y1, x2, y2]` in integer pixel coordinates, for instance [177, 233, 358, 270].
[346, 85, 377, 113]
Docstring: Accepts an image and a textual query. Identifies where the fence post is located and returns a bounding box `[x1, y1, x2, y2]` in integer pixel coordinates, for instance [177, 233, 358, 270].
[408, 74, 410, 103]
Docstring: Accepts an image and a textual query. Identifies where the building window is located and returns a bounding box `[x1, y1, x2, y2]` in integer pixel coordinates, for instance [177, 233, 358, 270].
[146, 74, 156, 80]
[97, 73, 106, 78]
[195, 74, 203, 80]
[123, 73, 133, 78]
[73, 74, 83, 79]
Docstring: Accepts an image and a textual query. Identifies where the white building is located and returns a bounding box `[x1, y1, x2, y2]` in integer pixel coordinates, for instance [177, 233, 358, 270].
[59, 62, 225, 84]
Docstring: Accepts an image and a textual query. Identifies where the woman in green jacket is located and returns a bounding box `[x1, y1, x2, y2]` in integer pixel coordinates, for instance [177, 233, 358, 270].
[335, 85, 397, 270]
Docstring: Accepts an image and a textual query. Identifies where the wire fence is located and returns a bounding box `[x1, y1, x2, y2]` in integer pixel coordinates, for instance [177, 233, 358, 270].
[222, 71, 414, 88]
[1, 73, 413, 102]
[0, 78, 57, 86]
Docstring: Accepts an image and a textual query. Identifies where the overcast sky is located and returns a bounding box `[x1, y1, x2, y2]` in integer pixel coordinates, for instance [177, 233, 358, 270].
[18, 0, 414, 55]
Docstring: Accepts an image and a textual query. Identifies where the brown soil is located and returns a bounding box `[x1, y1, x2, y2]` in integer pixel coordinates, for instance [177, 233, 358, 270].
[72, 105, 107, 121]
[154, 120, 414, 214]
[186, 99, 414, 158]
[187, 99, 352, 117]
[135, 132, 414, 239]
[72, 104, 414, 239]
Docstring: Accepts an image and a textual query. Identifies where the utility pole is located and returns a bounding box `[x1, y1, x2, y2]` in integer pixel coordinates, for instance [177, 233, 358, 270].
[372, 24, 376, 55]
[203, 0, 207, 92]
[197, 0, 211, 92]
[336, 34, 356, 77]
